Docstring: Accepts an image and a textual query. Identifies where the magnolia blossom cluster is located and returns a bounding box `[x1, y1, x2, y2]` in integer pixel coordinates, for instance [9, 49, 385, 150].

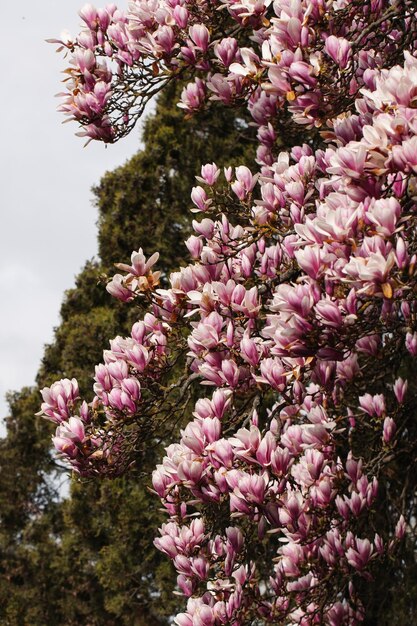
[39, 306, 171, 474]
[53, 0, 417, 142]
[152, 390, 406, 625]
[43, 0, 417, 622]
[41, 45, 417, 623]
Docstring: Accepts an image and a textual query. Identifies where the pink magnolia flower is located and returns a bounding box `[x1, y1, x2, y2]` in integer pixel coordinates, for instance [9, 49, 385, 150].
[39, 378, 80, 423]
[178, 79, 206, 112]
[325, 36, 352, 69]
[382, 417, 396, 444]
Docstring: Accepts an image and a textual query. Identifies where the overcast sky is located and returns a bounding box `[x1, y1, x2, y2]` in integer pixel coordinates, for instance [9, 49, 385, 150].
[1, 2, 146, 423]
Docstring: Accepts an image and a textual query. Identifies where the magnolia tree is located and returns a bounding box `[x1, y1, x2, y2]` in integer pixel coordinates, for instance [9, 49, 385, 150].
[40, 1, 417, 624]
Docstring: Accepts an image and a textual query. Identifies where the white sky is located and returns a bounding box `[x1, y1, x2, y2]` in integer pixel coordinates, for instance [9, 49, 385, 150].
[1, 1, 144, 423]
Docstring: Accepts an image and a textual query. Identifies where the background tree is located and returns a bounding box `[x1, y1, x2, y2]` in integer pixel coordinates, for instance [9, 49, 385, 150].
[0, 84, 255, 625]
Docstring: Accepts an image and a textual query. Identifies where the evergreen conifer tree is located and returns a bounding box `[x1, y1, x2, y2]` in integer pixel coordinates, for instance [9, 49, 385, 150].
[0, 85, 254, 625]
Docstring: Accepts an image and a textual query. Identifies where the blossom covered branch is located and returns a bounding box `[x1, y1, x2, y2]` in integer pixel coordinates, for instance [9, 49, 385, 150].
[52, 0, 417, 143]
[39, 1, 417, 624]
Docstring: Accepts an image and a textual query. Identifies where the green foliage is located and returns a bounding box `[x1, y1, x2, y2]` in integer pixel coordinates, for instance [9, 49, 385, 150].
[0, 87, 255, 625]
[0, 388, 59, 626]
[0, 387, 53, 529]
